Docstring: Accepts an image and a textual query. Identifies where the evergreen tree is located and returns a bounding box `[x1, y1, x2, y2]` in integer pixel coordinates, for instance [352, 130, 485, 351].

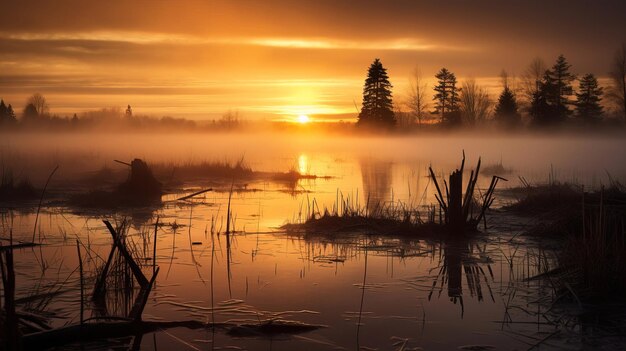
[6, 104, 16, 123]
[530, 87, 553, 125]
[575, 73, 603, 122]
[494, 86, 521, 127]
[0, 100, 7, 121]
[357, 58, 395, 127]
[433, 68, 461, 125]
[542, 54, 576, 122]
[0, 100, 16, 125]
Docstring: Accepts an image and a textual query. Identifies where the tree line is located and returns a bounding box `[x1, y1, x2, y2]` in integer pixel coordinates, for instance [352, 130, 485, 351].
[357, 45, 626, 130]
[0, 94, 248, 131]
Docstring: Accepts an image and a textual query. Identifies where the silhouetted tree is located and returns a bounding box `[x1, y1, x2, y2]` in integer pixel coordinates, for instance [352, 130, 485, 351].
[530, 55, 576, 126]
[406, 66, 429, 126]
[7, 105, 16, 121]
[26, 93, 49, 116]
[0, 100, 17, 126]
[575, 73, 603, 123]
[460, 78, 491, 126]
[608, 44, 626, 121]
[544, 55, 576, 122]
[521, 58, 546, 109]
[494, 86, 522, 127]
[357, 58, 395, 127]
[22, 103, 39, 122]
[433, 68, 460, 125]
[529, 86, 553, 125]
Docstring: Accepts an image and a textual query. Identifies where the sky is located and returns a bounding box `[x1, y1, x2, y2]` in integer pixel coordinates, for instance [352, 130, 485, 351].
[1, 0, 625, 121]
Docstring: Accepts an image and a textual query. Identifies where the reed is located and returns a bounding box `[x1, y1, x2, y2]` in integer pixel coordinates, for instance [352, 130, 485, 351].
[558, 185, 626, 302]
[0, 169, 38, 202]
[283, 189, 440, 237]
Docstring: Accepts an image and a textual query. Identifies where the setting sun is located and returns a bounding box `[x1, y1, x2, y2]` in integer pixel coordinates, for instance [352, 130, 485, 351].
[1, 1, 626, 350]
[297, 114, 310, 124]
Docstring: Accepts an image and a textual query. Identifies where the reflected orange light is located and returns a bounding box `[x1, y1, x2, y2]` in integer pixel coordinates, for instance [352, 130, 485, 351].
[298, 154, 309, 174]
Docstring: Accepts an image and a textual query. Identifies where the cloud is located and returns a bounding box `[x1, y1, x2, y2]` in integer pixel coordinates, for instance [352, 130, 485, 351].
[0, 0, 624, 119]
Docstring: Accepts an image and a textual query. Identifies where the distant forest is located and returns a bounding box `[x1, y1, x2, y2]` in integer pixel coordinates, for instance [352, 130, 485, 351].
[359, 44, 626, 130]
[1, 44, 625, 133]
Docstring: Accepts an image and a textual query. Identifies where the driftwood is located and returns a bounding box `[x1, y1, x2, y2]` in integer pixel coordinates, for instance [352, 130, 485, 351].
[93, 220, 158, 321]
[177, 188, 213, 201]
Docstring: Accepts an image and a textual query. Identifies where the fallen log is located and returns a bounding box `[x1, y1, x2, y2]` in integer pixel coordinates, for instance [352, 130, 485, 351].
[177, 188, 213, 201]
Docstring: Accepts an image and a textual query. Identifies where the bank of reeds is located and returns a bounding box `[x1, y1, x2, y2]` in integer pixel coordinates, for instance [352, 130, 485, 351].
[282, 190, 443, 237]
[561, 185, 626, 302]
[509, 180, 626, 302]
[284, 155, 503, 237]
[0, 170, 38, 202]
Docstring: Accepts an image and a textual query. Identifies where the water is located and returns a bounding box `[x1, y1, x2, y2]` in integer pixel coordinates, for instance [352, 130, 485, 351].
[2, 132, 626, 350]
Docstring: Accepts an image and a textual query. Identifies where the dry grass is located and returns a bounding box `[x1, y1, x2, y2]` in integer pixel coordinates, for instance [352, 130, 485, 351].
[559, 185, 626, 302]
[282, 191, 444, 237]
[509, 181, 626, 302]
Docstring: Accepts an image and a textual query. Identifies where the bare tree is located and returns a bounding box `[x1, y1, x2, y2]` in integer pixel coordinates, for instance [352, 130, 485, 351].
[460, 78, 491, 126]
[521, 58, 546, 105]
[608, 43, 626, 121]
[26, 93, 49, 116]
[406, 66, 429, 126]
[500, 69, 510, 89]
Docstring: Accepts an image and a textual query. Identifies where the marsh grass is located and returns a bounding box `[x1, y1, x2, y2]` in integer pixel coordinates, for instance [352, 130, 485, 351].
[152, 158, 253, 183]
[282, 191, 443, 236]
[0, 169, 38, 201]
[559, 185, 626, 302]
[509, 180, 626, 302]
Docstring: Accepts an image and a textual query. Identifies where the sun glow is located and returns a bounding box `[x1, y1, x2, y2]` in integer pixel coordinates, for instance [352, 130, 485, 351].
[297, 114, 310, 124]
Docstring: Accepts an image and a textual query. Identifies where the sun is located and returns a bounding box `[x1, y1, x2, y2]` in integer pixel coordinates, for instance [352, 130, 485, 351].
[297, 114, 310, 124]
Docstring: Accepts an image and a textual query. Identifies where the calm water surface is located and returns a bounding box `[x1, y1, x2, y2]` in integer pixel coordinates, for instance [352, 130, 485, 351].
[2, 132, 626, 350]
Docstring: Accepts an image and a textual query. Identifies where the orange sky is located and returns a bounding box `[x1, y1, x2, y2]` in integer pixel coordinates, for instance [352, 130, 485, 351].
[1, 0, 624, 121]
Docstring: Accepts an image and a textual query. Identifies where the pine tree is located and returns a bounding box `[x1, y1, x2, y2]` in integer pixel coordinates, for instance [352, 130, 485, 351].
[542, 54, 576, 122]
[433, 68, 460, 125]
[575, 73, 603, 123]
[357, 58, 395, 127]
[530, 87, 553, 125]
[494, 86, 521, 127]
[6, 104, 16, 123]
[0, 100, 7, 122]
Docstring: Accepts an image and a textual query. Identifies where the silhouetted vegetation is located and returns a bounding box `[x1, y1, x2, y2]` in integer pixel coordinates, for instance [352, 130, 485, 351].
[459, 79, 491, 127]
[0, 100, 17, 126]
[405, 66, 430, 126]
[531, 55, 577, 126]
[2, 44, 626, 134]
[608, 44, 626, 122]
[0, 170, 38, 202]
[285, 155, 503, 236]
[508, 182, 626, 303]
[70, 159, 162, 208]
[575, 73, 604, 123]
[433, 68, 461, 126]
[494, 72, 522, 128]
[357, 58, 396, 128]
